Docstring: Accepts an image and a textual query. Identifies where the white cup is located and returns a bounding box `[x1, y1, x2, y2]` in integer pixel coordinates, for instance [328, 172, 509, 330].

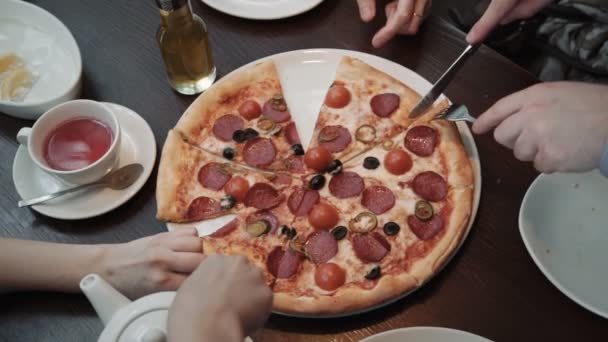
[16, 99, 121, 185]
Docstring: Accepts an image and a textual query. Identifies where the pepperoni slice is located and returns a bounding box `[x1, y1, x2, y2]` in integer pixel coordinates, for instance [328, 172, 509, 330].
[405, 126, 439, 157]
[267, 247, 301, 279]
[247, 210, 280, 234]
[306, 230, 338, 264]
[186, 196, 222, 221]
[288, 187, 320, 217]
[318, 125, 352, 153]
[243, 138, 276, 168]
[315, 263, 346, 291]
[329, 171, 364, 198]
[370, 93, 400, 118]
[210, 219, 238, 238]
[288, 156, 305, 174]
[351, 232, 391, 263]
[361, 186, 395, 214]
[284, 122, 301, 145]
[244, 183, 285, 210]
[272, 173, 293, 187]
[212, 114, 244, 142]
[412, 171, 448, 202]
[198, 163, 232, 190]
[262, 100, 291, 123]
[408, 214, 444, 240]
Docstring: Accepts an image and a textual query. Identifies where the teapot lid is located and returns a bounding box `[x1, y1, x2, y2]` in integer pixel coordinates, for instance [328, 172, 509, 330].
[98, 292, 175, 342]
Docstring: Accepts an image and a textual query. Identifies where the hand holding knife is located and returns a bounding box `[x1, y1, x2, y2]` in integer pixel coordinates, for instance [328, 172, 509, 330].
[409, 43, 481, 118]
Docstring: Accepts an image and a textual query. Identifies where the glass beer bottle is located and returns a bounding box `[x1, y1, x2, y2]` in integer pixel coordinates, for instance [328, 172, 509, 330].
[156, 0, 216, 95]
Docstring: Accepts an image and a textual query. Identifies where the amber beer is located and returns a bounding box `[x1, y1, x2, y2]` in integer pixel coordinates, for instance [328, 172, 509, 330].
[156, 0, 216, 95]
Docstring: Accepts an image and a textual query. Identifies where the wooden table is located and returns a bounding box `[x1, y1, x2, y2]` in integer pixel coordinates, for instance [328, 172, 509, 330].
[1, 1, 605, 341]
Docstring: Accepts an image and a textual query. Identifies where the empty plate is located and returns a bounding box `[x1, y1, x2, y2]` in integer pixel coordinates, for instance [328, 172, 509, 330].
[361, 327, 492, 342]
[519, 170, 608, 318]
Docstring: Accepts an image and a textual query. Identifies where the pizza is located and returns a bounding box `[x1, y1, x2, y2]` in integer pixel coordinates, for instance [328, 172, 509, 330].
[174, 60, 305, 174]
[156, 56, 475, 315]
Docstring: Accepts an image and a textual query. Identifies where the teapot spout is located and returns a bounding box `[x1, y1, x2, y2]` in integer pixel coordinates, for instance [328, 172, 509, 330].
[80, 273, 131, 326]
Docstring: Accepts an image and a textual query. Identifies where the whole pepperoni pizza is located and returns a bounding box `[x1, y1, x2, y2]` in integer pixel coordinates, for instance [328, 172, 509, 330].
[156, 56, 474, 315]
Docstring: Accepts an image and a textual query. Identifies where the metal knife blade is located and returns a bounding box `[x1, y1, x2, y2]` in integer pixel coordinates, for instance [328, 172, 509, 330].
[409, 43, 481, 118]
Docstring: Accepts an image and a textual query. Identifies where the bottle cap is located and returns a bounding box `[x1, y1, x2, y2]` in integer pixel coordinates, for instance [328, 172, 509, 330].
[155, 0, 187, 11]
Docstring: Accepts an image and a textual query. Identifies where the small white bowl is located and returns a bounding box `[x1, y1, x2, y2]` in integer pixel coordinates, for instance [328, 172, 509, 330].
[0, 0, 82, 120]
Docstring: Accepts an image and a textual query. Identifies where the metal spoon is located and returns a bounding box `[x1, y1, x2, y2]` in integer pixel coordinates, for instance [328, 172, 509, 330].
[18, 163, 144, 208]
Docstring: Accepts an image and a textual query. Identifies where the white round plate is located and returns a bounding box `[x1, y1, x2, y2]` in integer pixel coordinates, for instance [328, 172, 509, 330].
[519, 170, 608, 318]
[167, 49, 482, 317]
[201, 0, 325, 20]
[0, 0, 82, 119]
[12, 103, 156, 220]
[361, 327, 493, 342]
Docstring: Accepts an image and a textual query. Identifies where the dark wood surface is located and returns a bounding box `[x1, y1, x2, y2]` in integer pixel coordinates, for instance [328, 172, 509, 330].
[1, 1, 605, 341]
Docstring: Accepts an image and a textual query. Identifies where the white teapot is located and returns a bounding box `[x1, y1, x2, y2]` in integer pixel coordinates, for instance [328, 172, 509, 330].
[80, 273, 175, 342]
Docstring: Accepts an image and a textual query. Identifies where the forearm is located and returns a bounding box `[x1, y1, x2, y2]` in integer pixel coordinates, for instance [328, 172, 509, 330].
[0, 238, 106, 293]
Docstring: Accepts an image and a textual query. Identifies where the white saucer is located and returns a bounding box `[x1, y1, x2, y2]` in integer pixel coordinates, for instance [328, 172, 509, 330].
[519, 170, 608, 318]
[12, 102, 156, 220]
[201, 0, 325, 20]
[361, 327, 493, 342]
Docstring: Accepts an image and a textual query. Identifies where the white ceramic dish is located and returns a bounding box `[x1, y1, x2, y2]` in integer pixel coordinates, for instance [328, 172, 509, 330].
[519, 170, 608, 318]
[12, 103, 156, 220]
[361, 327, 493, 342]
[201, 0, 324, 20]
[0, 0, 82, 120]
[167, 48, 482, 318]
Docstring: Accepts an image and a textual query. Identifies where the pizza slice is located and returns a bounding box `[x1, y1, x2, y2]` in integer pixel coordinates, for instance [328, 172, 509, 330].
[338, 118, 474, 284]
[305, 56, 422, 169]
[174, 60, 305, 174]
[156, 130, 292, 223]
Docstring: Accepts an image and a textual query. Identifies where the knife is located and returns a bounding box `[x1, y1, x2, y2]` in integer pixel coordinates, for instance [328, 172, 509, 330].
[409, 43, 481, 118]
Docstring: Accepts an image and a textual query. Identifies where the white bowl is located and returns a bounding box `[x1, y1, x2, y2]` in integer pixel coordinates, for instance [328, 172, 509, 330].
[0, 0, 82, 120]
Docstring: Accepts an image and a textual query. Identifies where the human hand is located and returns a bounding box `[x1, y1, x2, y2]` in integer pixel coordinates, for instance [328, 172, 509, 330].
[467, 0, 553, 44]
[99, 228, 204, 299]
[168, 254, 272, 342]
[472, 82, 608, 173]
[357, 0, 432, 48]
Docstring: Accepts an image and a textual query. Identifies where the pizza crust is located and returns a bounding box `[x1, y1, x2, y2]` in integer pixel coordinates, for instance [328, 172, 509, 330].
[337, 56, 421, 125]
[175, 60, 281, 146]
[407, 187, 473, 284]
[272, 271, 418, 315]
[156, 130, 197, 222]
[432, 119, 475, 188]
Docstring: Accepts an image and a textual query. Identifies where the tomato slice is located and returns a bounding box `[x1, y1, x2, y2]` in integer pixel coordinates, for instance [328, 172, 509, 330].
[304, 146, 333, 172]
[308, 202, 340, 230]
[324, 85, 351, 108]
[238, 100, 262, 120]
[315, 263, 346, 291]
[224, 176, 250, 202]
[384, 148, 413, 175]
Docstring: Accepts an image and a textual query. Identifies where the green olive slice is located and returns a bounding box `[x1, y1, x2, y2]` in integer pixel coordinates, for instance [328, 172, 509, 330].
[349, 211, 378, 233]
[355, 125, 376, 143]
[415, 200, 434, 221]
[382, 140, 394, 151]
[288, 238, 307, 257]
[246, 220, 270, 237]
[257, 118, 276, 132]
